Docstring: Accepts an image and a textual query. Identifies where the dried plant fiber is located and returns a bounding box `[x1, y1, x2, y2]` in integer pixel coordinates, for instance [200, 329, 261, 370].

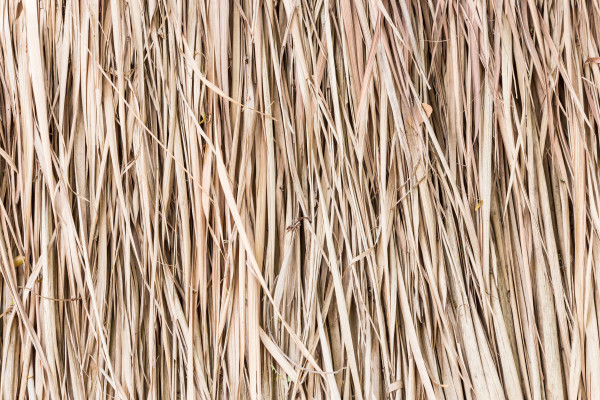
[1, 0, 600, 399]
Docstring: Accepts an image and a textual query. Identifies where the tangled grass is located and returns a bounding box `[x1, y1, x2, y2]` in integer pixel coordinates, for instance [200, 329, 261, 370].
[1, 0, 600, 398]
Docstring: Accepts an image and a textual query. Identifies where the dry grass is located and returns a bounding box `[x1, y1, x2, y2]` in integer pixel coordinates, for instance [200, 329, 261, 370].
[1, 0, 600, 398]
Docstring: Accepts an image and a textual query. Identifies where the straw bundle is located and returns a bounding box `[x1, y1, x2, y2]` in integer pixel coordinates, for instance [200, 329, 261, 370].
[1, 0, 599, 398]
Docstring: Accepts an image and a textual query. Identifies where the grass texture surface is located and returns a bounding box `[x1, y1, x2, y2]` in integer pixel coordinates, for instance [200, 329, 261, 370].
[1, 0, 600, 398]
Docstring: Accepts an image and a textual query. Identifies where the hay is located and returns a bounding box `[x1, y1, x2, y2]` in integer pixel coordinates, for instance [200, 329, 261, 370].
[0, 0, 599, 398]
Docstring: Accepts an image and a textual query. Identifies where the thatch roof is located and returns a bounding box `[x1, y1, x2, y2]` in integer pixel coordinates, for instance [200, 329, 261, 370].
[0, 0, 598, 398]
